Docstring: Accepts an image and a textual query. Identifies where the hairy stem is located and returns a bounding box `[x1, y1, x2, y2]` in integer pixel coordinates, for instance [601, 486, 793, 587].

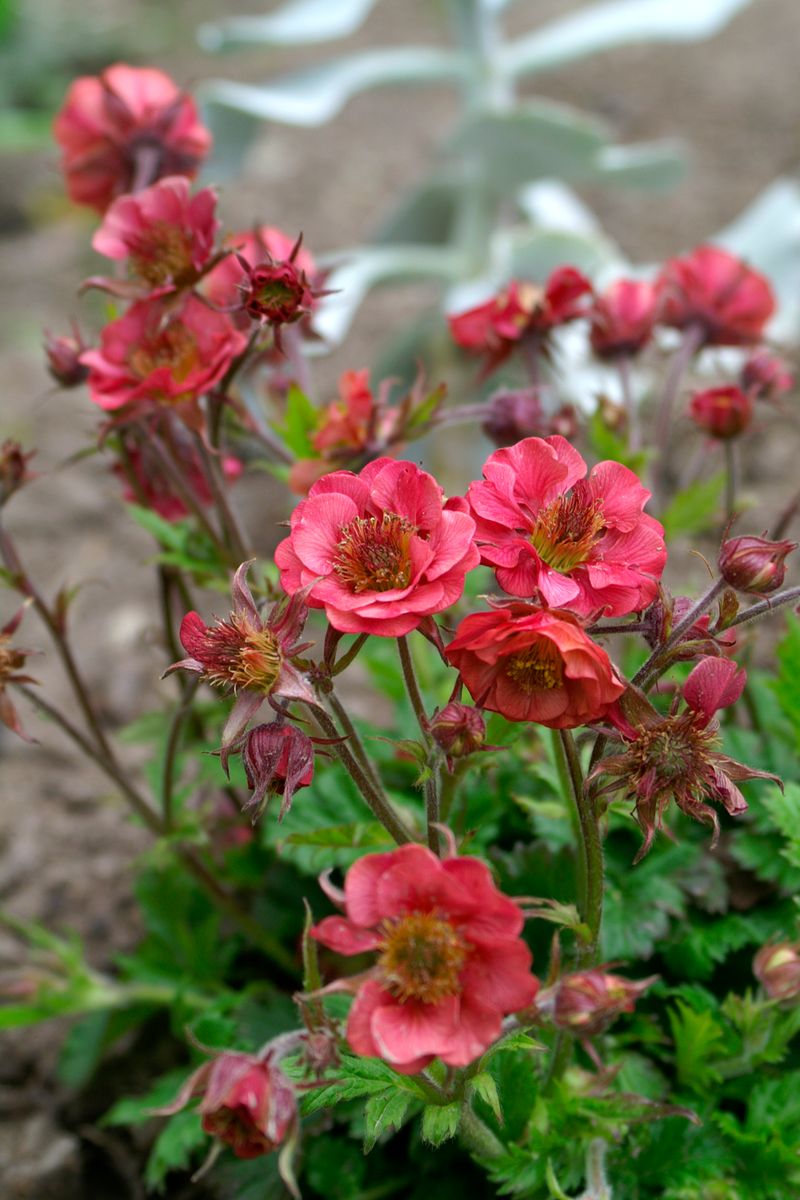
[161, 677, 200, 831]
[559, 729, 602, 963]
[631, 577, 725, 690]
[398, 636, 441, 854]
[458, 1102, 505, 1160]
[193, 433, 252, 563]
[653, 323, 704, 496]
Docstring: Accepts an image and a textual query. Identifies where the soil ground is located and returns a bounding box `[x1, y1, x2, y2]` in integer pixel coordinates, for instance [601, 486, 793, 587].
[1, 0, 800, 1194]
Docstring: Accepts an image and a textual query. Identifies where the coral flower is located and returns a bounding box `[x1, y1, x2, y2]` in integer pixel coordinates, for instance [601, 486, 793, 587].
[92, 176, 219, 290]
[53, 64, 211, 213]
[589, 279, 658, 359]
[689, 385, 753, 440]
[311, 844, 538, 1073]
[448, 269, 592, 374]
[274, 458, 479, 637]
[203, 225, 318, 312]
[444, 604, 624, 729]
[467, 436, 666, 618]
[80, 294, 246, 417]
[656, 244, 775, 347]
[165, 562, 315, 755]
[593, 657, 780, 860]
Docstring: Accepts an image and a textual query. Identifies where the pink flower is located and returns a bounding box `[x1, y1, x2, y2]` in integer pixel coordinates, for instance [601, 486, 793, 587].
[429, 702, 489, 770]
[593, 657, 780, 860]
[80, 294, 247, 417]
[92, 176, 219, 290]
[203, 225, 318, 312]
[741, 349, 794, 402]
[165, 562, 315, 757]
[156, 1049, 297, 1160]
[311, 844, 538, 1073]
[274, 458, 479, 637]
[689, 385, 753, 440]
[656, 245, 775, 347]
[466, 436, 666, 618]
[589, 279, 658, 359]
[53, 64, 211, 213]
[444, 604, 625, 728]
[448, 269, 592, 374]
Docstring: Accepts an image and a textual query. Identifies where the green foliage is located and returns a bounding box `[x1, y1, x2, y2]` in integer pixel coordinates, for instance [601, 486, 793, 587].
[421, 1102, 461, 1148]
[659, 472, 725, 540]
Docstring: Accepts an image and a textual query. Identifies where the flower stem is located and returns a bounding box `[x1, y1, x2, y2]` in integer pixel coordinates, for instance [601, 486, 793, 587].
[558, 729, 602, 964]
[161, 676, 200, 831]
[193, 432, 252, 563]
[727, 585, 800, 630]
[458, 1101, 505, 1161]
[653, 323, 704, 496]
[398, 636, 441, 855]
[724, 439, 739, 524]
[631, 577, 725, 691]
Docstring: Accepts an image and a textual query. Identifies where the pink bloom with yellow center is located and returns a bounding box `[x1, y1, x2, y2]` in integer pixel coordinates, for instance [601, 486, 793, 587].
[53, 64, 211, 213]
[444, 603, 625, 729]
[80, 294, 246, 416]
[92, 176, 219, 291]
[274, 458, 479, 637]
[467, 436, 666, 618]
[312, 844, 538, 1073]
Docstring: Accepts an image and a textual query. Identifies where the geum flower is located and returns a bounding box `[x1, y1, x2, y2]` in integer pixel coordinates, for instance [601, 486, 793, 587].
[537, 968, 657, 1038]
[275, 457, 479, 637]
[444, 604, 624, 729]
[753, 941, 800, 1003]
[448, 269, 592, 375]
[719, 534, 796, 595]
[53, 63, 211, 213]
[589, 278, 658, 359]
[164, 562, 315, 760]
[467, 435, 666, 618]
[240, 721, 316, 820]
[689, 385, 753, 440]
[80, 293, 246, 423]
[591, 657, 780, 861]
[656, 244, 775, 347]
[311, 844, 538, 1073]
[203, 225, 318, 313]
[90, 176, 219, 292]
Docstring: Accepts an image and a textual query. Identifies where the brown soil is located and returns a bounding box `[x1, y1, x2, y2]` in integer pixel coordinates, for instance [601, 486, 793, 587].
[1, 0, 799, 1194]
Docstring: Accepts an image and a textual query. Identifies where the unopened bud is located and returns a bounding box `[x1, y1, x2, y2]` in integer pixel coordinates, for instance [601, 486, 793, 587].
[430, 702, 486, 765]
[242, 721, 315, 820]
[0, 440, 35, 505]
[753, 941, 800, 1003]
[482, 387, 546, 447]
[551, 969, 657, 1037]
[689, 385, 753, 440]
[44, 328, 88, 387]
[719, 535, 796, 595]
[741, 349, 793, 402]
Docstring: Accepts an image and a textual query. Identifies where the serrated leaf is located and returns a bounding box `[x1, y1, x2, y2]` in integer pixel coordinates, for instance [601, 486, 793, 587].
[363, 1088, 414, 1151]
[660, 473, 725, 540]
[669, 1000, 725, 1092]
[300, 1054, 427, 1117]
[469, 1072, 503, 1124]
[273, 384, 318, 457]
[421, 1101, 461, 1147]
[145, 1110, 207, 1193]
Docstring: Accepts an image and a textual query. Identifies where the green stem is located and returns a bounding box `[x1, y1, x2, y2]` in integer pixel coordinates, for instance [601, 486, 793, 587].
[398, 636, 441, 855]
[551, 729, 585, 916]
[458, 1102, 505, 1160]
[161, 677, 200, 831]
[724, 439, 738, 523]
[559, 730, 602, 963]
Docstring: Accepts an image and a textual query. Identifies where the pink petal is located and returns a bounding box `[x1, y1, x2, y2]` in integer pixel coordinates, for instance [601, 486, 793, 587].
[683, 657, 746, 722]
[371, 994, 460, 1063]
[311, 916, 382, 956]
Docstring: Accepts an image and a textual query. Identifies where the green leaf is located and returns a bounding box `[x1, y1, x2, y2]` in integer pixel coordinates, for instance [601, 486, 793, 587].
[602, 844, 687, 960]
[773, 618, 800, 752]
[469, 1072, 503, 1124]
[103, 1068, 193, 1127]
[421, 1101, 461, 1147]
[363, 1089, 415, 1151]
[502, 0, 757, 78]
[199, 0, 381, 51]
[304, 1135, 367, 1199]
[199, 48, 464, 128]
[145, 1110, 207, 1193]
[284, 821, 393, 851]
[273, 384, 318, 458]
[589, 139, 686, 189]
[660, 473, 725, 540]
[587, 406, 650, 472]
[669, 1000, 725, 1092]
[300, 1054, 427, 1117]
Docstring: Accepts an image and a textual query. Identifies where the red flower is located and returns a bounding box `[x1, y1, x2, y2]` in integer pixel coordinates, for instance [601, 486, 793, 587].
[311, 844, 538, 1073]
[741, 349, 794, 402]
[656, 244, 775, 347]
[156, 1050, 297, 1160]
[275, 458, 479, 637]
[539, 968, 657, 1037]
[203, 225, 318, 312]
[241, 721, 315, 819]
[719, 534, 796, 595]
[467, 436, 666, 618]
[444, 604, 624, 729]
[594, 657, 780, 860]
[92, 176, 219, 291]
[53, 64, 211, 213]
[165, 562, 315, 755]
[753, 942, 800, 1003]
[689, 385, 753, 440]
[80, 294, 246, 417]
[112, 432, 242, 521]
[589, 279, 658, 359]
[448, 269, 592, 374]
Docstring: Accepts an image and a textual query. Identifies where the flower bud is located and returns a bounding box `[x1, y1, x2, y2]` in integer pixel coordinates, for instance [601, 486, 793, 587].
[753, 941, 800, 1003]
[0, 440, 35, 506]
[689, 385, 753, 440]
[243, 259, 314, 327]
[741, 349, 793, 402]
[430, 701, 486, 766]
[719, 535, 796, 595]
[589, 278, 657, 359]
[44, 329, 88, 387]
[552, 969, 656, 1037]
[482, 388, 546, 447]
[242, 721, 314, 819]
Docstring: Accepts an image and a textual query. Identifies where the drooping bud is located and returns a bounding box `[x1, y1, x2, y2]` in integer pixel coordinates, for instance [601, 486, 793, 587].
[0, 441, 35, 506]
[689, 385, 753, 440]
[44, 329, 88, 387]
[719, 534, 796, 595]
[551, 969, 657, 1037]
[741, 349, 793, 402]
[753, 941, 800, 1003]
[241, 721, 315, 819]
[482, 388, 547, 447]
[430, 702, 486, 769]
[589, 278, 658, 359]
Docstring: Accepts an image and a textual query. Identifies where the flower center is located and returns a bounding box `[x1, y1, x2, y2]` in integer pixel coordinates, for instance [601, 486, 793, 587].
[505, 639, 564, 692]
[378, 912, 468, 1004]
[129, 321, 198, 385]
[530, 485, 606, 573]
[333, 513, 416, 594]
[630, 715, 715, 790]
[201, 616, 282, 693]
[0, 636, 25, 682]
[131, 222, 194, 287]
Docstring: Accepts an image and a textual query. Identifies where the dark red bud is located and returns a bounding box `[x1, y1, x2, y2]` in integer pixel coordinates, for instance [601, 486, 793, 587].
[719, 535, 796, 595]
[430, 702, 486, 762]
[44, 329, 89, 387]
[0, 440, 35, 505]
[689, 385, 753, 440]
